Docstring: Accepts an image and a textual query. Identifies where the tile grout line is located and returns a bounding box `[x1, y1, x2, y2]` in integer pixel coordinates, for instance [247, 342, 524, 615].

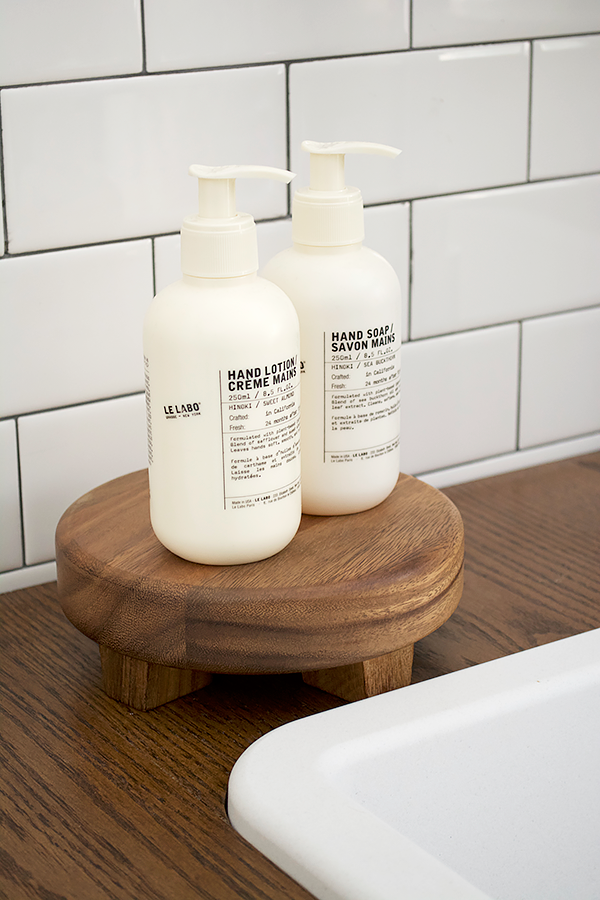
[1, 30, 598, 92]
[2, 390, 145, 424]
[150, 236, 157, 296]
[13, 418, 27, 571]
[139, 0, 148, 74]
[401, 301, 600, 345]
[285, 63, 292, 215]
[407, 200, 413, 341]
[520, 40, 531, 449]
[0, 100, 8, 256]
[2, 169, 599, 262]
[0, 217, 295, 260]
[516, 320, 524, 450]
[526, 39, 534, 181]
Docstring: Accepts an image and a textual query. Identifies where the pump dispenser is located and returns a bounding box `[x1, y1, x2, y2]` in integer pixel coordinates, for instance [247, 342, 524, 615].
[263, 141, 402, 516]
[293, 141, 399, 247]
[181, 164, 290, 277]
[144, 164, 302, 564]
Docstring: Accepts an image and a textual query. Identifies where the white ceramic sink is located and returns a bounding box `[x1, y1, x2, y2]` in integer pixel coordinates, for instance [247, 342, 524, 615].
[228, 629, 600, 900]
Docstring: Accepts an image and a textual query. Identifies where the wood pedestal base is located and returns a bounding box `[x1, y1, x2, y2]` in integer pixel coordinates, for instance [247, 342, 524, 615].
[99, 646, 213, 710]
[56, 470, 464, 711]
[99, 644, 415, 711]
[301, 644, 415, 703]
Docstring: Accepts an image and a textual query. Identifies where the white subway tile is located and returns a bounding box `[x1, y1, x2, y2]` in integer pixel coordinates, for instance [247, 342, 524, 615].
[2, 67, 287, 253]
[419, 432, 600, 489]
[0, 241, 153, 417]
[411, 176, 600, 339]
[520, 306, 600, 449]
[0, 0, 143, 85]
[144, 0, 409, 71]
[530, 35, 600, 180]
[412, 0, 600, 48]
[289, 46, 529, 203]
[0, 419, 23, 572]
[400, 324, 519, 474]
[19, 395, 147, 565]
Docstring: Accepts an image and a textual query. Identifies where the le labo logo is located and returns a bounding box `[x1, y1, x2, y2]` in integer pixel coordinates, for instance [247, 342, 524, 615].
[163, 402, 201, 418]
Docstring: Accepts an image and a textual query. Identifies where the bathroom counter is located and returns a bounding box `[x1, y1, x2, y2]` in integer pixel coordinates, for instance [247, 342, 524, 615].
[2, 452, 599, 900]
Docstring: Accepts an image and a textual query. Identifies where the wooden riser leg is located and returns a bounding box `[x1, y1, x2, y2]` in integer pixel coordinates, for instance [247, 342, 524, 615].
[302, 644, 414, 702]
[99, 646, 212, 711]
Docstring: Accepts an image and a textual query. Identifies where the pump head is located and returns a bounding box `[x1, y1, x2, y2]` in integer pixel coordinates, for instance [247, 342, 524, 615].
[292, 140, 401, 247]
[182, 164, 295, 278]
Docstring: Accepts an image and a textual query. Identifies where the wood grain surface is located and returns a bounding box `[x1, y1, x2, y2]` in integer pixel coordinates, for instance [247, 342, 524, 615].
[2, 452, 600, 900]
[1, 583, 335, 900]
[412, 452, 600, 682]
[55, 470, 464, 673]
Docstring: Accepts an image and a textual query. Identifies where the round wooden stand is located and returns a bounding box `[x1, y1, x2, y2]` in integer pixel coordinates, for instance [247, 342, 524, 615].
[55, 470, 464, 710]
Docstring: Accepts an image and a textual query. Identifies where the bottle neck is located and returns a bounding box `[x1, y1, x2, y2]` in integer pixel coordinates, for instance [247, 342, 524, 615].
[182, 272, 257, 287]
[292, 242, 362, 256]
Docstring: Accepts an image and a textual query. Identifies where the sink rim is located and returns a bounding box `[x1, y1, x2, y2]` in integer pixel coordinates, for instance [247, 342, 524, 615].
[228, 628, 600, 900]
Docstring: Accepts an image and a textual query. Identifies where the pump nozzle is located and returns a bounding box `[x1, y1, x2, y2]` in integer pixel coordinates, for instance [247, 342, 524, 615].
[292, 141, 400, 247]
[181, 164, 295, 278]
[189, 164, 295, 219]
[301, 141, 400, 192]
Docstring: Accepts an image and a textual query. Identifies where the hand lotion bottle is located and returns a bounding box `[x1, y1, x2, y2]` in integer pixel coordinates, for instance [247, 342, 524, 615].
[143, 164, 301, 564]
[262, 141, 401, 516]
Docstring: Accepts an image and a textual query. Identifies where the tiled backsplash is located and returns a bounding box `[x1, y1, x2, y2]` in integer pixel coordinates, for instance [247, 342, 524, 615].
[1, 0, 599, 592]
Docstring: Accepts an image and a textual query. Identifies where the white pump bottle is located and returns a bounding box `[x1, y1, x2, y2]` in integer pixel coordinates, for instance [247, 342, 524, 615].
[262, 141, 402, 516]
[143, 164, 301, 564]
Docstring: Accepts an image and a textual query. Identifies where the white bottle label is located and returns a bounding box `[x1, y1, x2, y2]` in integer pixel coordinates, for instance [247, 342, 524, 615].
[324, 324, 400, 463]
[145, 353, 300, 513]
[220, 357, 301, 510]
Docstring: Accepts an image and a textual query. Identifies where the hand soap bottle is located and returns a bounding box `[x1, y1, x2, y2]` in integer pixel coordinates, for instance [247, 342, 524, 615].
[143, 164, 301, 564]
[262, 141, 401, 516]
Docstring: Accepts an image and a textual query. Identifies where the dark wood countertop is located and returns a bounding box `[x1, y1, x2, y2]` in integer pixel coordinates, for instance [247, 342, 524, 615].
[2, 452, 599, 900]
